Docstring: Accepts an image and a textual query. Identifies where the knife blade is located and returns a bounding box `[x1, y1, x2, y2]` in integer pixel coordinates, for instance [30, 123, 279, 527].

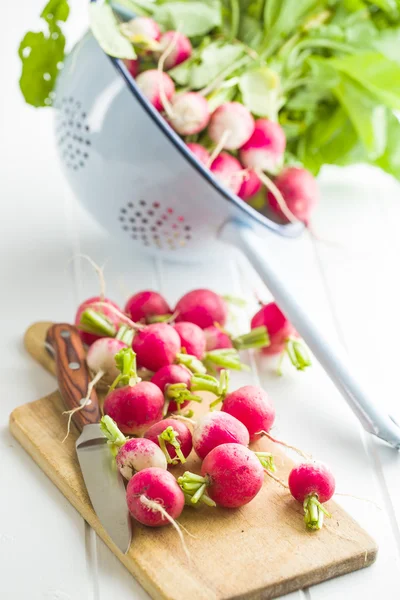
[46, 323, 132, 554]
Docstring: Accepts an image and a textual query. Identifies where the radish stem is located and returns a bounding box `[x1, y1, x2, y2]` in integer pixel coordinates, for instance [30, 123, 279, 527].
[100, 415, 128, 456]
[158, 425, 186, 464]
[303, 494, 331, 530]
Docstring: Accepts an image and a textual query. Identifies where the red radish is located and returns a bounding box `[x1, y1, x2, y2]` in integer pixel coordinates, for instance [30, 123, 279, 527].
[121, 17, 161, 45]
[151, 364, 194, 412]
[145, 418, 192, 464]
[210, 152, 244, 195]
[267, 167, 319, 225]
[124, 58, 140, 78]
[132, 322, 181, 371]
[86, 337, 129, 385]
[136, 70, 175, 111]
[126, 467, 185, 527]
[104, 381, 164, 435]
[208, 102, 255, 150]
[116, 438, 168, 479]
[179, 444, 264, 508]
[186, 142, 210, 166]
[173, 322, 206, 359]
[204, 325, 269, 352]
[75, 296, 121, 346]
[238, 169, 262, 201]
[221, 385, 275, 441]
[175, 289, 228, 329]
[168, 92, 210, 136]
[251, 301, 310, 371]
[288, 462, 335, 530]
[156, 31, 192, 70]
[192, 411, 249, 459]
[240, 119, 286, 172]
[125, 290, 171, 324]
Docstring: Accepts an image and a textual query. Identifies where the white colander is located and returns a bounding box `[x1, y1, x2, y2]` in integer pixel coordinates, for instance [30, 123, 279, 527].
[53, 21, 400, 448]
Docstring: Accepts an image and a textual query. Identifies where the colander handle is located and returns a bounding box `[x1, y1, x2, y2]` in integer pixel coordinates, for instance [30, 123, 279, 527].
[221, 219, 400, 450]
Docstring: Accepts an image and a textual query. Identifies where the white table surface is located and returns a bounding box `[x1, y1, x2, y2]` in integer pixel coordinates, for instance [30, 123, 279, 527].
[2, 2, 400, 599]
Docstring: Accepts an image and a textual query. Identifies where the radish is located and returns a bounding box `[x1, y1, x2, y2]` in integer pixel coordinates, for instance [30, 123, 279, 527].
[221, 385, 275, 441]
[192, 411, 249, 459]
[124, 290, 171, 324]
[156, 31, 192, 70]
[251, 302, 311, 371]
[173, 321, 206, 359]
[208, 102, 255, 150]
[186, 142, 210, 166]
[288, 462, 335, 530]
[99, 415, 167, 477]
[103, 349, 164, 435]
[126, 467, 185, 527]
[210, 152, 244, 195]
[151, 364, 200, 413]
[178, 444, 264, 508]
[168, 92, 210, 136]
[238, 169, 262, 201]
[132, 322, 181, 372]
[267, 167, 319, 225]
[86, 337, 130, 385]
[120, 17, 161, 49]
[75, 296, 121, 346]
[144, 418, 192, 465]
[175, 289, 228, 329]
[124, 58, 140, 78]
[239, 119, 286, 172]
[136, 70, 175, 111]
[204, 324, 269, 352]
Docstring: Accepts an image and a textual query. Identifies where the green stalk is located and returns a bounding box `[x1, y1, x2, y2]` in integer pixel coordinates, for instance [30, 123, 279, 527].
[99, 415, 127, 457]
[108, 347, 139, 392]
[115, 324, 134, 345]
[79, 308, 117, 338]
[165, 383, 202, 414]
[303, 494, 331, 530]
[233, 326, 270, 351]
[176, 353, 207, 375]
[158, 426, 186, 464]
[204, 349, 249, 372]
[178, 471, 216, 506]
[254, 451, 276, 472]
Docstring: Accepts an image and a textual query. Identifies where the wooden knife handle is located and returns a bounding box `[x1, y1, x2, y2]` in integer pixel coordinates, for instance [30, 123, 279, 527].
[46, 323, 101, 431]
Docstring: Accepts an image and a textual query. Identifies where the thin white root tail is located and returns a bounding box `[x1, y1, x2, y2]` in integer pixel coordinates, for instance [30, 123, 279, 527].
[263, 469, 289, 489]
[206, 130, 231, 167]
[335, 492, 382, 510]
[139, 495, 191, 563]
[68, 254, 107, 301]
[157, 30, 180, 118]
[255, 169, 299, 224]
[62, 370, 104, 443]
[170, 414, 196, 426]
[257, 430, 312, 461]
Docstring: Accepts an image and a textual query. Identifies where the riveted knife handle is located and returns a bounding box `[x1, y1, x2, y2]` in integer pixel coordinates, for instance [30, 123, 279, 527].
[46, 323, 101, 431]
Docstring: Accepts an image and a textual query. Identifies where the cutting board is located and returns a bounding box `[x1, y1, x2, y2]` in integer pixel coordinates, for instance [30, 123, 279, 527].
[9, 322, 377, 600]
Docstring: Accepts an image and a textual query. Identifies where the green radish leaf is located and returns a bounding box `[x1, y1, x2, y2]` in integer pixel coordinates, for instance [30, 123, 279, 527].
[89, 2, 136, 59]
[373, 111, 400, 179]
[332, 73, 387, 159]
[329, 51, 400, 110]
[263, 0, 320, 38]
[41, 0, 69, 21]
[238, 15, 263, 48]
[373, 27, 400, 64]
[239, 67, 281, 118]
[153, 1, 222, 37]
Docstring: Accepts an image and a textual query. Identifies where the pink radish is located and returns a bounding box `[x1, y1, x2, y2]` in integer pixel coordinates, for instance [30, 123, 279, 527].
[204, 324, 269, 352]
[210, 152, 244, 195]
[192, 411, 249, 459]
[124, 58, 140, 78]
[156, 31, 192, 70]
[186, 142, 210, 166]
[136, 70, 175, 111]
[121, 17, 161, 45]
[179, 443, 264, 508]
[132, 322, 181, 371]
[221, 385, 275, 441]
[173, 321, 206, 359]
[151, 364, 195, 412]
[75, 296, 121, 346]
[238, 169, 262, 201]
[86, 337, 129, 385]
[288, 462, 335, 530]
[251, 301, 311, 371]
[208, 102, 255, 150]
[204, 325, 233, 351]
[175, 289, 228, 329]
[126, 467, 185, 527]
[144, 418, 192, 464]
[168, 92, 210, 136]
[124, 290, 171, 324]
[267, 167, 319, 225]
[116, 438, 168, 479]
[239, 119, 286, 172]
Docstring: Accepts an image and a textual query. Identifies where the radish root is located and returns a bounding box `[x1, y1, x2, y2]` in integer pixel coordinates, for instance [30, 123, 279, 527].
[263, 468, 289, 489]
[257, 430, 312, 461]
[207, 130, 231, 167]
[62, 369, 104, 442]
[255, 169, 299, 224]
[139, 495, 191, 563]
[157, 30, 179, 118]
[68, 254, 106, 301]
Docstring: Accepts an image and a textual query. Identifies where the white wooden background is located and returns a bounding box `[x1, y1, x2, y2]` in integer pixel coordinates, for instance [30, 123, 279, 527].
[2, 2, 400, 598]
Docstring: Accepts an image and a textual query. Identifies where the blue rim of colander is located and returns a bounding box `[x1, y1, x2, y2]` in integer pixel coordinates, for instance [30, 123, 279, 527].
[92, 0, 304, 238]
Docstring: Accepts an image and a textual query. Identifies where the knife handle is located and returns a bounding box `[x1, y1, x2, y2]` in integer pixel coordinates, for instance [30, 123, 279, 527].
[46, 323, 101, 431]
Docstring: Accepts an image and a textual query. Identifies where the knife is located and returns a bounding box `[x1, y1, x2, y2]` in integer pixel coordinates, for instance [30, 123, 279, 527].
[45, 323, 132, 554]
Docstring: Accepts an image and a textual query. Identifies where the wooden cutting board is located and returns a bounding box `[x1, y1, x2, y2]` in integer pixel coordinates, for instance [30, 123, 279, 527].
[9, 322, 377, 600]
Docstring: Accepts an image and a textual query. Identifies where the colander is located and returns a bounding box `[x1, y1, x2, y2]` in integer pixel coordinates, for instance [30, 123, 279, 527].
[53, 8, 400, 449]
